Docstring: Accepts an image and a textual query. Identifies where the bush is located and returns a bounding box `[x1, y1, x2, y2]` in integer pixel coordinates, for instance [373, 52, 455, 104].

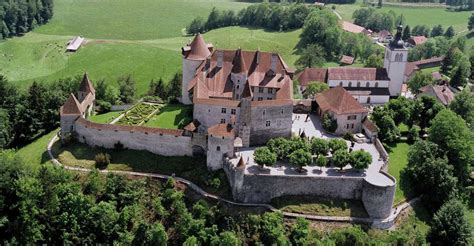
[114, 141, 124, 150]
[311, 138, 329, 156]
[314, 155, 328, 170]
[407, 125, 421, 143]
[209, 178, 221, 189]
[343, 132, 354, 142]
[96, 100, 112, 113]
[142, 96, 163, 104]
[95, 153, 111, 169]
[322, 112, 338, 133]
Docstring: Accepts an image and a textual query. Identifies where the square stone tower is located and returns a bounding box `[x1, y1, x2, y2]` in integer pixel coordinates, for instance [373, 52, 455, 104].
[383, 25, 408, 97]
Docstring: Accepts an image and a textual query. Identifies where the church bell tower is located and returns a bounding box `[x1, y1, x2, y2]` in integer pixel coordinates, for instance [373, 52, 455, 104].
[383, 24, 408, 96]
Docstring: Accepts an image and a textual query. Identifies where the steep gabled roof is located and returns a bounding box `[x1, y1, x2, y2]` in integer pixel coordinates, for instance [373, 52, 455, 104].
[328, 67, 389, 81]
[186, 34, 211, 60]
[296, 68, 328, 87]
[79, 73, 95, 94]
[232, 49, 246, 74]
[419, 85, 454, 106]
[315, 86, 368, 115]
[60, 93, 82, 115]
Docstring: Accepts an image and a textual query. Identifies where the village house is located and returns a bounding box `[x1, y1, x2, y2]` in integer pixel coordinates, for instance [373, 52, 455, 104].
[418, 84, 455, 106]
[315, 86, 369, 135]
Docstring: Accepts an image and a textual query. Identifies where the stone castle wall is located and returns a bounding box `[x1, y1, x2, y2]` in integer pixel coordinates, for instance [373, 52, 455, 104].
[74, 118, 195, 157]
[224, 160, 396, 219]
[250, 103, 293, 145]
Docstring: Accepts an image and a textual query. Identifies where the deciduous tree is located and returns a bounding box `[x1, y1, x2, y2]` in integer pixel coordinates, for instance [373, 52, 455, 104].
[253, 147, 277, 168]
[429, 199, 472, 245]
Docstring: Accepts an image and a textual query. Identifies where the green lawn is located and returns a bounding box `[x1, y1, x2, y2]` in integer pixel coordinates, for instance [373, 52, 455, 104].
[387, 140, 414, 205]
[88, 111, 124, 124]
[271, 195, 369, 218]
[144, 104, 193, 129]
[331, 2, 470, 33]
[420, 66, 441, 75]
[16, 130, 58, 167]
[51, 141, 232, 199]
[34, 0, 251, 40]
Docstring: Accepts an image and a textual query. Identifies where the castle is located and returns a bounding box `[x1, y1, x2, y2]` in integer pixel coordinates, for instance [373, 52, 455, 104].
[59, 33, 399, 225]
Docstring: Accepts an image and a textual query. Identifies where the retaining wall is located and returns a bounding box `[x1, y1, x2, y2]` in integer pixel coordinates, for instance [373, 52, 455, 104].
[74, 118, 194, 156]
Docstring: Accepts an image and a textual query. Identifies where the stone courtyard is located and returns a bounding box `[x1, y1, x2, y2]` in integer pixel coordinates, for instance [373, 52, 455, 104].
[229, 113, 394, 187]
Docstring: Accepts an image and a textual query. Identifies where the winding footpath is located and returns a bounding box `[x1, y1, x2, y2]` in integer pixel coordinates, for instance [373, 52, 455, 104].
[47, 133, 418, 229]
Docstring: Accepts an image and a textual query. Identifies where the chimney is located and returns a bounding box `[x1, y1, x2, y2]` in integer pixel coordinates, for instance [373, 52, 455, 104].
[256, 49, 260, 65]
[271, 54, 277, 72]
[217, 50, 223, 68]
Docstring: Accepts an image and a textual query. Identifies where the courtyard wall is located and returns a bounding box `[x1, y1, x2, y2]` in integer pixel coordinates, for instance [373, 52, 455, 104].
[74, 118, 194, 156]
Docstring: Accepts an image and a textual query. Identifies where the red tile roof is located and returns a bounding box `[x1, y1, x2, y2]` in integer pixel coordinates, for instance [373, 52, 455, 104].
[60, 93, 82, 115]
[362, 117, 378, 132]
[315, 86, 368, 114]
[232, 49, 246, 74]
[185, 34, 212, 61]
[79, 73, 95, 94]
[404, 56, 444, 77]
[419, 85, 454, 106]
[340, 55, 354, 65]
[342, 21, 366, 34]
[296, 68, 328, 87]
[208, 123, 235, 137]
[409, 36, 428, 46]
[327, 67, 389, 81]
[184, 119, 200, 132]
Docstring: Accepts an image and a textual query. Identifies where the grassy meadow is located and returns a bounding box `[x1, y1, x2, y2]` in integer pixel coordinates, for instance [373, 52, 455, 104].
[330, 2, 471, 33]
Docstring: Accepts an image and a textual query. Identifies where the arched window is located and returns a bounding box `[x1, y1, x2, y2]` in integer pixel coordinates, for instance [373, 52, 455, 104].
[366, 82, 369, 87]
[348, 82, 352, 87]
[375, 82, 379, 88]
[399, 53, 404, 62]
[357, 82, 361, 87]
[395, 54, 400, 62]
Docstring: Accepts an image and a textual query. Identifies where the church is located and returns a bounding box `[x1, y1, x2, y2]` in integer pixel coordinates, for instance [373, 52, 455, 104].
[297, 25, 408, 105]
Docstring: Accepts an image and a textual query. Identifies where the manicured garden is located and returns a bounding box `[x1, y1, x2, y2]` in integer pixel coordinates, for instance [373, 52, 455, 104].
[116, 103, 161, 126]
[144, 104, 193, 129]
[51, 140, 232, 199]
[271, 195, 369, 218]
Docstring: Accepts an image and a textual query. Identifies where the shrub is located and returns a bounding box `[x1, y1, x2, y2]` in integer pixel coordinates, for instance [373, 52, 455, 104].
[96, 100, 112, 113]
[322, 112, 338, 133]
[95, 153, 111, 169]
[407, 125, 421, 143]
[254, 147, 277, 168]
[114, 141, 124, 150]
[209, 178, 221, 189]
[343, 132, 354, 142]
[142, 95, 163, 103]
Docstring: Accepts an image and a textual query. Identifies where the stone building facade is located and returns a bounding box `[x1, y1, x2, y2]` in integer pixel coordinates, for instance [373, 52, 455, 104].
[182, 34, 294, 148]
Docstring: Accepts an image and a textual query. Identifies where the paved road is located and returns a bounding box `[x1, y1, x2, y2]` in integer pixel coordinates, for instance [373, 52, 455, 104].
[47, 133, 415, 229]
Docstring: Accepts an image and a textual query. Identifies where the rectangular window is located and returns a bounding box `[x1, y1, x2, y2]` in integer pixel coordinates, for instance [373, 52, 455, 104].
[221, 108, 226, 114]
[258, 97, 263, 101]
[267, 97, 272, 100]
[347, 115, 357, 120]
[266, 121, 271, 127]
[351, 124, 354, 129]
[258, 87, 264, 93]
[231, 109, 236, 115]
[220, 119, 226, 123]
[346, 124, 350, 129]
[268, 88, 273, 93]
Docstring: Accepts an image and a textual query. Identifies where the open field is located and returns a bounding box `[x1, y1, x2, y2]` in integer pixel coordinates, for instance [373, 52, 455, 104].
[144, 104, 193, 129]
[330, 2, 471, 33]
[34, 0, 251, 40]
[271, 195, 369, 217]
